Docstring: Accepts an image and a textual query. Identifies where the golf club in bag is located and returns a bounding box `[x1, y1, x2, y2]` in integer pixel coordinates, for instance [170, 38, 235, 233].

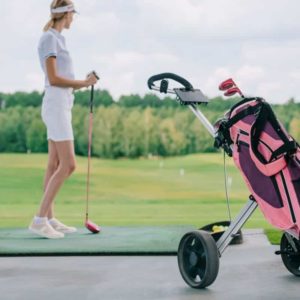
[85, 71, 101, 234]
[147, 73, 300, 289]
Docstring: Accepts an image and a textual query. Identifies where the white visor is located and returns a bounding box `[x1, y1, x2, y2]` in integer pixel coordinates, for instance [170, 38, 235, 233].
[51, 4, 78, 14]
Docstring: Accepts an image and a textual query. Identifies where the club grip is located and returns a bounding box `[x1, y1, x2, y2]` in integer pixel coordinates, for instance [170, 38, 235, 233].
[92, 71, 100, 80]
[90, 85, 94, 113]
[88, 70, 100, 80]
[147, 73, 193, 90]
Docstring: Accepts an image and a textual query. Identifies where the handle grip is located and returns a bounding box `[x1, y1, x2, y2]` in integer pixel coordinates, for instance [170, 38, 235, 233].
[90, 85, 94, 113]
[88, 70, 100, 80]
[88, 70, 99, 113]
[92, 71, 100, 80]
[147, 73, 193, 90]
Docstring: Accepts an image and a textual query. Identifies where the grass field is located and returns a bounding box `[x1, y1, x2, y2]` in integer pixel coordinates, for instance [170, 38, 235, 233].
[0, 152, 282, 241]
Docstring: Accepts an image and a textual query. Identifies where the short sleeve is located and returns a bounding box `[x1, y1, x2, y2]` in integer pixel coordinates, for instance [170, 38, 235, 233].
[40, 33, 58, 59]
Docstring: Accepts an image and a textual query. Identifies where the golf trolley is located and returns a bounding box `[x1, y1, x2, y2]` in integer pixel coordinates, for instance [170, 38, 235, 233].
[147, 73, 300, 289]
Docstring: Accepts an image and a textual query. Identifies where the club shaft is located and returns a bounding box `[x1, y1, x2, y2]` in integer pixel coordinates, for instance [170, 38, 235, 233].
[86, 86, 94, 222]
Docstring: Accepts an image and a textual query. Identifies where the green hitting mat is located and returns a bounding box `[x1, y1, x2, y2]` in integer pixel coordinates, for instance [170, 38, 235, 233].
[0, 226, 195, 256]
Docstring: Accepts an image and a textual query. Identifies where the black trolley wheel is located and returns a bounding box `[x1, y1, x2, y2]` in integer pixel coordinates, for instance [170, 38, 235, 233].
[177, 230, 220, 289]
[280, 233, 300, 276]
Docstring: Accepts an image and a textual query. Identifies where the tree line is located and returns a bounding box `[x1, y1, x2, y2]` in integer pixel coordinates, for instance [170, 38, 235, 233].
[0, 90, 299, 158]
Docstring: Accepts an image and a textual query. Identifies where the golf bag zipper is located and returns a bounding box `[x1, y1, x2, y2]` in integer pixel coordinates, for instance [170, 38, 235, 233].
[239, 129, 249, 136]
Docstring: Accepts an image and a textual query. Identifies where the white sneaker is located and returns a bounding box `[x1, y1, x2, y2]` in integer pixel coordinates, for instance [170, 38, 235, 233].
[29, 218, 64, 239]
[49, 218, 77, 234]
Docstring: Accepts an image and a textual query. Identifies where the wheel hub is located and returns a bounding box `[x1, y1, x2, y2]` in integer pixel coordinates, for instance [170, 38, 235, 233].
[189, 251, 198, 266]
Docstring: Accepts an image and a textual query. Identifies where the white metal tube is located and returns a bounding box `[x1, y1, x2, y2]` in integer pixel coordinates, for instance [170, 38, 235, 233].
[216, 198, 258, 255]
[189, 104, 216, 137]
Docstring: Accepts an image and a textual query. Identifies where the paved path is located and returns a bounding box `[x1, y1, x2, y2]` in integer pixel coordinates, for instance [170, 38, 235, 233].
[0, 229, 299, 300]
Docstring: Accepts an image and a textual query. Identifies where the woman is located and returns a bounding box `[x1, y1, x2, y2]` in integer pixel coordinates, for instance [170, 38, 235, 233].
[29, 0, 99, 239]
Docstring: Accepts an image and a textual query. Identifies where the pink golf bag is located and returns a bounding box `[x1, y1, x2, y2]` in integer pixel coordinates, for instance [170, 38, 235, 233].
[148, 73, 300, 288]
[219, 97, 300, 237]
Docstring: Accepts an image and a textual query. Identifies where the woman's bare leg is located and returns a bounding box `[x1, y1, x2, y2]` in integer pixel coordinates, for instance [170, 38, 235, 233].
[37, 140, 76, 217]
[43, 140, 59, 219]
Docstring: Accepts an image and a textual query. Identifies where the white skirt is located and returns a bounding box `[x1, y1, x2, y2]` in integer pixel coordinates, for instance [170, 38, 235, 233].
[41, 87, 75, 142]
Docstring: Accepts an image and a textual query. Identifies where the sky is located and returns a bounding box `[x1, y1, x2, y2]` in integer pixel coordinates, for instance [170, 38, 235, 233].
[0, 0, 300, 103]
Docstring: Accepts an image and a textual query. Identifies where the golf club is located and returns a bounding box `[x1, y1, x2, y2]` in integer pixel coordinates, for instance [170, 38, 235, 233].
[219, 78, 244, 98]
[224, 87, 243, 97]
[85, 71, 101, 234]
[219, 78, 235, 91]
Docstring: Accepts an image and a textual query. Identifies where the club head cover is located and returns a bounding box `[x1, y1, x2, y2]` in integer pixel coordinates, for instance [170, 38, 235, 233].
[224, 87, 242, 97]
[219, 78, 235, 91]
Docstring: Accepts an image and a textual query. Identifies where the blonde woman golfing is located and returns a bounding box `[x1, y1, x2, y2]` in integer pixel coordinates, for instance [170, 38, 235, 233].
[29, 0, 99, 238]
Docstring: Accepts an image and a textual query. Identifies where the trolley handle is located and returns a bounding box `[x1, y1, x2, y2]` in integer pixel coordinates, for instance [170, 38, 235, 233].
[147, 73, 194, 93]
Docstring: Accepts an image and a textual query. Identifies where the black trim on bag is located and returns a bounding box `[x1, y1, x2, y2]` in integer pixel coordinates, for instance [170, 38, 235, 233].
[238, 130, 273, 157]
[291, 178, 300, 207]
[250, 102, 297, 165]
[280, 172, 297, 224]
[239, 130, 249, 136]
[270, 176, 284, 208]
[229, 97, 264, 116]
[226, 104, 262, 129]
[270, 141, 298, 161]
[239, 141, 249, 147]
[258, 139, 273, 155]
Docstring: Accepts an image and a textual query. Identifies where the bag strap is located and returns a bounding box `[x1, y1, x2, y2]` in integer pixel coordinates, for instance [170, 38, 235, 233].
[216, 98, 263, 150]
[226, 103, 262, 129]
[250, 102, 298, 166]
[269, 140, 298, 161]
[250, 103, 269, 164]
[228, 97, 264, 116]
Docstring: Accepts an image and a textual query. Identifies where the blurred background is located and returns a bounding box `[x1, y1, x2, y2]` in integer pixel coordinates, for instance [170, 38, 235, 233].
[0, 0, 300, 230]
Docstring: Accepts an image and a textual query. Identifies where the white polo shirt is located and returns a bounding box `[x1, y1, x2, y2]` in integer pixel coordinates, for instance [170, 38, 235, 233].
[38, 28, 75, 108]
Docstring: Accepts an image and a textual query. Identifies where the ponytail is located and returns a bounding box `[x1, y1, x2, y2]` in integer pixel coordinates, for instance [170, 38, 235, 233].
[43, 19, 55, 32]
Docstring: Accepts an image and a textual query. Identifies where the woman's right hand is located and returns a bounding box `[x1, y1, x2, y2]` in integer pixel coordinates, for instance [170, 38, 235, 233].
[85, 73, 99, 87]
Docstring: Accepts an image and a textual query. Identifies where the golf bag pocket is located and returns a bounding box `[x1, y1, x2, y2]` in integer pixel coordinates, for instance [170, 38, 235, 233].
[223, 98, 300, 235]
[234, 140, 284, 209]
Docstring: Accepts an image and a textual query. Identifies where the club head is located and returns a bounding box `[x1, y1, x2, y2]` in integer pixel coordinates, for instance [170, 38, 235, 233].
[219, 78, 235, 91]
[85, 220, 101, 234]
[224, 87, 242, 97]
